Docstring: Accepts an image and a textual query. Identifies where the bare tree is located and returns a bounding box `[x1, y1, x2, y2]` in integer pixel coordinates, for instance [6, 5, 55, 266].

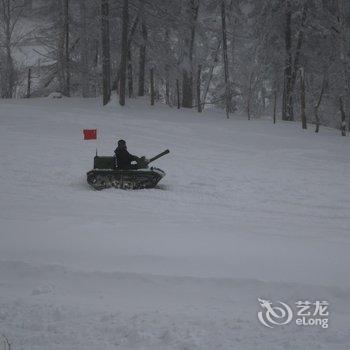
[64, 0, 70, 96]
[127, 49, 133, 98]
[176, 78, 180, 109]
[138, 0, 147, 97]
[314, 73, 326, 133]
[300, 67, 307, 129]
[150, 67, 155, 105]
[26, 68, 31, 98]
[273, 79, 278, 124]
[339, 96, 346, 136]
[196, 65, 202, 112]
[181, 0, 200, 108]
[336, 0, 350, 131]
[282, 1, 307, 121]
[114, 13, 140, 95]
[101, 0, 111, 105]
[282, 0, 293, 121]
[79, 0, 90, 97]
[119, 0, 129, 106]
[165, 66, 171, 106]
[221, 0, 231, 118]
[55, 0, 70, 96]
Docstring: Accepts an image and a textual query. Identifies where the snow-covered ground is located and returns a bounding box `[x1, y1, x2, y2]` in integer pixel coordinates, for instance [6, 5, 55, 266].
[0, 97, 350, 349]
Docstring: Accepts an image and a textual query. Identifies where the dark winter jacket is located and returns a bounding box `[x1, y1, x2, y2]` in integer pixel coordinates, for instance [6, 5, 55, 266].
[114, 148, 139, 169]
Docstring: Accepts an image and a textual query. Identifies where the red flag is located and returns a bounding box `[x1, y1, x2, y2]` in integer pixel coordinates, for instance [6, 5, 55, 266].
[83, 129, 97, 140]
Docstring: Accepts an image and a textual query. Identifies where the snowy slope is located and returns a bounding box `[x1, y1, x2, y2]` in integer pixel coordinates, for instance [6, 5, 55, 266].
[0, 97, 350, 349]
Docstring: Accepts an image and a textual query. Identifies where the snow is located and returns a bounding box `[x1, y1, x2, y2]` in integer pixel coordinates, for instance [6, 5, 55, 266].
[0, 97, 350, 349]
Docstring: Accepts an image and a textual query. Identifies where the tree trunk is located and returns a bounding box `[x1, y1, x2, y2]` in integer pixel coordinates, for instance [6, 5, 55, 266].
[176, 79, 180, 109]
[221, 0, 231, 119]
[300, 68, 307, 129]
[165, 66, 171, 106]
[56, 0, 65, 94]
[228, 0, 236, 102]
[1, 0, 15, 98]
[119, 0, 129, 106]
[4, 45, 14, 98]
[182, 0, 200, 108]
[283, 2, 307, 121]
[247, 72, 254, 120]
[79, 0, 89, 97]
[26, 68, 31, 98]
[101, 0, 111, 105]
[282, 0, 293, 121]
[182, 71, 193, 108]
[138, 21, 147, 97]
[150, 68, 155, 106]
[112, 14, 139, 96]
[340, 96, 346, 136]
[337, 0, 350, 132]
[127, 49, 133, 98]
[64, 0, 70, 97]
[314, 110, 320, 133]
[247, 101, 251, 120]
[290, 4, 307, 92]
[165, 80, 170, 105]
[314, 73, 326, 133]
[196, 65, 202, 112]
[273, 88, 277, 124]
[93, 39, 99, 67]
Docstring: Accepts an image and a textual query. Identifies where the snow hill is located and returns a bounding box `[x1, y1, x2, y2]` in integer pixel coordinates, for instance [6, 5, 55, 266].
[0, 97, 350, 350]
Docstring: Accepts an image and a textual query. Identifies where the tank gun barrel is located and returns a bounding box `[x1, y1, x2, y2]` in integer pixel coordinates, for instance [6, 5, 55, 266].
[149, 149, 170, 164]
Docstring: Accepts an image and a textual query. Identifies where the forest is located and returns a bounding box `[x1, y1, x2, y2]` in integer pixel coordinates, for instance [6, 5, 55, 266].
[1, 2, 350, 349]
[0, 0, 350, 132]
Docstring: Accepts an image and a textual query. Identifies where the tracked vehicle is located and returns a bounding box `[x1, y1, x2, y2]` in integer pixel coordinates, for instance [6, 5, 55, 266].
[87, 150, 169, 190]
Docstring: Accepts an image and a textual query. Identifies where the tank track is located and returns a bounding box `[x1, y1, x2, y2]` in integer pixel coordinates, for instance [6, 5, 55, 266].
[87, 167, 165, 190]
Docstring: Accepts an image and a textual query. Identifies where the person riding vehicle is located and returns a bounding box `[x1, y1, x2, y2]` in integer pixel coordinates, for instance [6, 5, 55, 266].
[114, 139, 148, 170]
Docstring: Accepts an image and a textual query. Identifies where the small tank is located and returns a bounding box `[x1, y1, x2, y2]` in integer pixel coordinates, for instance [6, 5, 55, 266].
[87, 149, 169, 190]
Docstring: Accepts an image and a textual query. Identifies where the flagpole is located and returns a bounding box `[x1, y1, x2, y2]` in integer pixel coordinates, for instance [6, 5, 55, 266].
[96, 129, 98, 157]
